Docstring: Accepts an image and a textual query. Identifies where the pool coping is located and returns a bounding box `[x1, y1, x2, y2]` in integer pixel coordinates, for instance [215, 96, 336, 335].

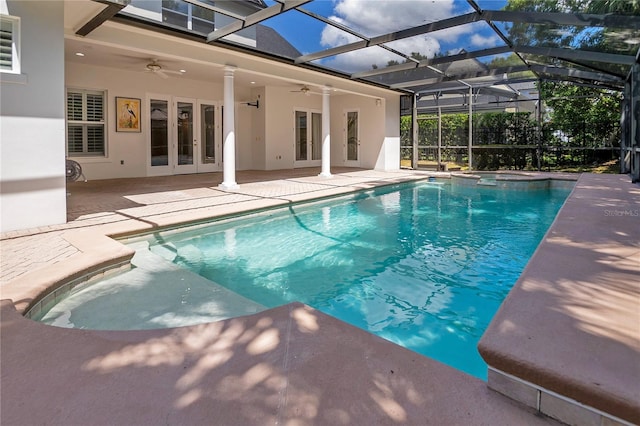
[1, 169, 637, 425]
[0, 300, 564, 425]
[478, 173, 640, 425]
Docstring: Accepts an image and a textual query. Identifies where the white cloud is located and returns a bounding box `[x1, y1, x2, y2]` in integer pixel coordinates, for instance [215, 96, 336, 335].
[320, 16, 360, 47]
[317, 0, 481, 72]
[470, 33, 501, 48]
[332, 0, 457, 36]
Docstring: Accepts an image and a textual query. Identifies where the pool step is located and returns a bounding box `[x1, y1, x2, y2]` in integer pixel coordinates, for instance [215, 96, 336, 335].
[124, 241, 268, 326]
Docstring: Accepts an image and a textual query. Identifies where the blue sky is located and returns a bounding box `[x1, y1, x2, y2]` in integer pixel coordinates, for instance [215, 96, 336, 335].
[262, 0, 509, 73]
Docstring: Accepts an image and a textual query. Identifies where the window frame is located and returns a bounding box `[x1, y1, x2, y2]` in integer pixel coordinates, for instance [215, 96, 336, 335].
[0, 14, 21, 75]
[66, 88, 108, 158]
[161, 1, 214, 33]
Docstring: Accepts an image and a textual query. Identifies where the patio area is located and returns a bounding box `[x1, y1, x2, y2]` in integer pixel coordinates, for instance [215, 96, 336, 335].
[0, 168, 638, 425]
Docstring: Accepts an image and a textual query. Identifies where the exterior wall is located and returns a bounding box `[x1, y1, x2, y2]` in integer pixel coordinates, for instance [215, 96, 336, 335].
[376, 96, 401, 171]
[65, 62, 401, 179]
[248, 87, 267, 170]
[235, 105, 254, 171]
[0, 0, 402, 232]
[264, 86, 322, 170]
[66, 62, 256, 179]
[261, 87, 399, 171]
[0, 0, 66, 233]
[330, 94, 393, 169]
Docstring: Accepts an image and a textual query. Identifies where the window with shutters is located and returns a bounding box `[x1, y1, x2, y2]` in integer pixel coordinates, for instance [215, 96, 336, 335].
[66, 89, 106, 156]
[0, 15, 20, 74]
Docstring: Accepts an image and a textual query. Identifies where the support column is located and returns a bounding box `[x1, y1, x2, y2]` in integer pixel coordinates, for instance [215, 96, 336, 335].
[412, 94, 418, 169]
[319, 86, 332, 177]
[220, 65, 238, 189]
[631, 58, 640, 182]
[536, 85, 542, 171]
[437, 106, 442, 168]
[468, 85, 473, 170]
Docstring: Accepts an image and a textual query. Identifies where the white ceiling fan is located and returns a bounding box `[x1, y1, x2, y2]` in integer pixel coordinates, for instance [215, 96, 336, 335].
[290, 85, 311, 96]
[144, 59, 183, 79]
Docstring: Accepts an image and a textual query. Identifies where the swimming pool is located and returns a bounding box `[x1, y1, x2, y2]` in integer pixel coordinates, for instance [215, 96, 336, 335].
[35, 180, 572, 379]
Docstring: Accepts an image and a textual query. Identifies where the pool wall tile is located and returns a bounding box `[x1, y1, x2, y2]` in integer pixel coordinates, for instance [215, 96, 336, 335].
[25, 261, 132, 320]
[602, 416, 632, 426]
[487, 368, 538, 408]
[487, 368, 636, 426]
[450, 174, 480, 186]
[540, 391, 601, 426]
[451, 173, 577, 191]
[550, 179, 577, 189]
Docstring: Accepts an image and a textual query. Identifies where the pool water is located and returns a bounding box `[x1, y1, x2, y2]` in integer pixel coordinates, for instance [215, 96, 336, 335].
[36, 181, 571, 379]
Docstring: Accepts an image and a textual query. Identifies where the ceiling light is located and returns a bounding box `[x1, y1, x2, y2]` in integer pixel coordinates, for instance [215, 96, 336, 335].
[179, 69, 186, 73]
[75, 52, 85, 57]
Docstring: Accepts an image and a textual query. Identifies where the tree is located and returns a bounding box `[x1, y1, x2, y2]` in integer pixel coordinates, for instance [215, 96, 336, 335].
[539, 81, 622, 147]
[504, 0, 640, 62]
[502, 0, 633, 163]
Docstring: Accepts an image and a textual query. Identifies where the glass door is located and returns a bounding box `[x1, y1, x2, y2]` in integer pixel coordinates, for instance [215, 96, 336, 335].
[148, 96, 220, 175]
[174, 97, 197, 174]
[311, 112, 322, 161]
[294, 109, 322, 168]
[149, 96, 171, 175]
[295, 111, 308, 163]
[345, 110, 360, 165]
[197, 100, 221, 173]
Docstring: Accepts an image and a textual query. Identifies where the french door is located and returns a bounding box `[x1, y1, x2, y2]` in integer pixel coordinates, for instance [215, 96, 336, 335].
[294, 109, 322, 168]
[148, 95, 221, 175]
[345, 109, 360, 166]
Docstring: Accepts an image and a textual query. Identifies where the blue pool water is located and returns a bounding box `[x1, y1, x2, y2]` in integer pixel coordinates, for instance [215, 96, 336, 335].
[37, 180, 571, 379]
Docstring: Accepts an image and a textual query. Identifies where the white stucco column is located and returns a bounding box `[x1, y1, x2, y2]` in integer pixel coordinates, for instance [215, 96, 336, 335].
[319, 85, 332, 178]
[220, 65, 238, 189]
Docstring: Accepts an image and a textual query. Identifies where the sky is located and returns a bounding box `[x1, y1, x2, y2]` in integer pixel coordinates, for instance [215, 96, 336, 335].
[262, 0, 509, 73]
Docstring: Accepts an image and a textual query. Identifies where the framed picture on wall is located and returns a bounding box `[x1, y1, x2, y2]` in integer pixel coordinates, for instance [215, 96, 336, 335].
[116, 97, 141, 132]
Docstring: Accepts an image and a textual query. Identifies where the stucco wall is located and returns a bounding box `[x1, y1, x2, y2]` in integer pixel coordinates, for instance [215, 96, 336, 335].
[260, 87, 399, 172]
[377, 96, 401, 171]
[248, 87, 266, 170]
[65, 62, 254, 179]
[329, 94, 392, 170]
[264, 86, 322, 170]
[0, 0, 66, 233]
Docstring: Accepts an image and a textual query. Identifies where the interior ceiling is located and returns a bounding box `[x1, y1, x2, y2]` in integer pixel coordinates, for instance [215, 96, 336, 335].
[68, 0, 640, 102]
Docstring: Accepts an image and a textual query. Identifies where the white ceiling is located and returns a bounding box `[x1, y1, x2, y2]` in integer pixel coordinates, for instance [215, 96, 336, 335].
[65, 37, 290, 89]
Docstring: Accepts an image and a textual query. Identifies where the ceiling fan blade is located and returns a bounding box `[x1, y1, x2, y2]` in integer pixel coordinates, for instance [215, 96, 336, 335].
[156, 70, 170, 79]
[291, 86, 311, 94]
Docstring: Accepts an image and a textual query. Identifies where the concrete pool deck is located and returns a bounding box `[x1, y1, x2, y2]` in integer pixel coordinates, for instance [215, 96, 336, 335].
[1, 168, 638, 425]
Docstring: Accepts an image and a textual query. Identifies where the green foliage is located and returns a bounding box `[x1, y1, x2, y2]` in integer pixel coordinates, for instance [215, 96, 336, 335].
[540, 81, 622, 148]
[401, 107, 619, 170]
[500, 0, 628, 162]
[584, 0, 640, 15]
[486, 53, 525, 68]
[503, 0, 640, 74]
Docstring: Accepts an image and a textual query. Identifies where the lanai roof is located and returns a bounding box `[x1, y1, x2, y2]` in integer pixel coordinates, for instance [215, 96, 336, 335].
[75, 0, 640, 108]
